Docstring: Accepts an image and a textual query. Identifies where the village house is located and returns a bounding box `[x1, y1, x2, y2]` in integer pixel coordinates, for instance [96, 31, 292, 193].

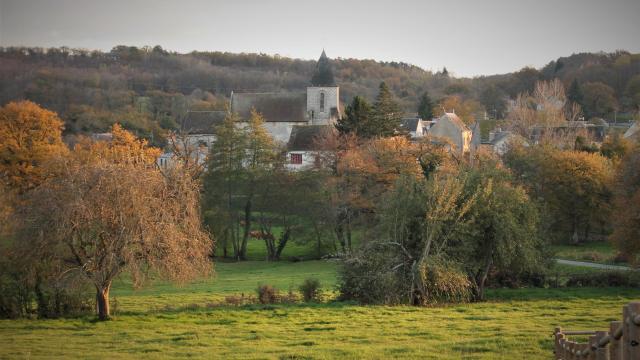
[428, 112, 472, 154]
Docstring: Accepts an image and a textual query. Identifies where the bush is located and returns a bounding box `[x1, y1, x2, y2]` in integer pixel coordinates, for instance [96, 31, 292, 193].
[565, 271, 640, 287]
[416, 262, 472, 305]
[299, 278, 321, 302]
[256, 284, 279, 304]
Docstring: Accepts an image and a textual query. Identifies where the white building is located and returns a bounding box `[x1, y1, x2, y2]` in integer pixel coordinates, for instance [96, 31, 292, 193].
[428, 113, 472, 154]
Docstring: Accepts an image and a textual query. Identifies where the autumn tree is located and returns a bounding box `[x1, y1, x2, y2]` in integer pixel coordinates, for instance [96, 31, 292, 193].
[0, 101, 68, 193]
[18, 125, 212, 320]
[610, 145, 640, 265]
[371, 82, 403, 137]
[504, 145, 613, 244]
[433, 95, 483, 125]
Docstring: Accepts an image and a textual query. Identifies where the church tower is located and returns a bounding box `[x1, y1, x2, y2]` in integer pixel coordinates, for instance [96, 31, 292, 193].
[307, 50, 340, 125]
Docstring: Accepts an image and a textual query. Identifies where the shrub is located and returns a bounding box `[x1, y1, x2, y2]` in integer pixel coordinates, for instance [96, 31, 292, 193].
[256, 284, 279, 304]
[580, 252, 604, 262]
[565, 271, 640, 287]
[416, 262, 472, 305]
[299, 278, 321, 302]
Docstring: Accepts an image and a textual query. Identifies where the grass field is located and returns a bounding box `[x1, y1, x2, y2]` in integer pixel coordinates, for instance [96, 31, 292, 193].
[1, 260, 638, 359]
[552, 241, 620, 264]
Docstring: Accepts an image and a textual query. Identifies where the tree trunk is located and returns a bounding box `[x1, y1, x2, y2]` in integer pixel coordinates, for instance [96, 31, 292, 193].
[474, 258, 493, 302]
[275, 227, 291, 260]
[241, 198, 252, 260]
[95, 283, 111, 321]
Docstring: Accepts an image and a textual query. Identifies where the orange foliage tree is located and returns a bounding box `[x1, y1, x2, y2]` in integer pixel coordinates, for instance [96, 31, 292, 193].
[0, 100, 68, 193]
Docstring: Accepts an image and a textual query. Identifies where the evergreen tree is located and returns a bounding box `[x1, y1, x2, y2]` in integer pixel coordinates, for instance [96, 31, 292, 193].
[567, 79, 584, 107]
[310, 50, 335, 86]
[335, 96, 372, 137]
[371, 82, 403, 137]
[417, 91, 434, 120]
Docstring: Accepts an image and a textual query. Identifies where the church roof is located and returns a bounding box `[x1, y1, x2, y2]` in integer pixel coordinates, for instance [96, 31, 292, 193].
[287, 125, 332, 151]
[181, 110, 226, 134]
[231, 92, 308, 123]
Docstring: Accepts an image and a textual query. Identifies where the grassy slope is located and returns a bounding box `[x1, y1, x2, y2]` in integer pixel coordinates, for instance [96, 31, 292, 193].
[1, 260, 638, 359]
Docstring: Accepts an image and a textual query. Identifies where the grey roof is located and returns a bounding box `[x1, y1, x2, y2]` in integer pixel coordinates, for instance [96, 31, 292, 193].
[181, 111, 226, 134]
[400, 117, 420, 131]
[441, 113, 470, 132]
[287, 125, 331, 151]
[231, 92, 308, 123]
[489, 131, 512, 145]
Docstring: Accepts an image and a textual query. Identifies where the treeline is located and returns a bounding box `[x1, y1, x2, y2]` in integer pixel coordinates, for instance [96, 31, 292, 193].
[2, 46, 640, 141]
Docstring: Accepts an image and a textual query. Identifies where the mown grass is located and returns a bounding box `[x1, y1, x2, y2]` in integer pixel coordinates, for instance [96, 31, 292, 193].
[1, 260, 637, 359]
[552, 241, 620, 264]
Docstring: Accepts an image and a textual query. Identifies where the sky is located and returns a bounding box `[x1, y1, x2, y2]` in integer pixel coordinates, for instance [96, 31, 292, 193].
[1, 0, 639, 77]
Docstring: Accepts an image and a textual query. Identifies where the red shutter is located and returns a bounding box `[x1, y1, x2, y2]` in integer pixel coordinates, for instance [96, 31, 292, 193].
[291, 153, 302, 164]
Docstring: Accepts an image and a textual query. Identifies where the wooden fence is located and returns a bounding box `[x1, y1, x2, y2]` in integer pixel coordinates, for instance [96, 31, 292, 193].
[554, 302, 640, 359]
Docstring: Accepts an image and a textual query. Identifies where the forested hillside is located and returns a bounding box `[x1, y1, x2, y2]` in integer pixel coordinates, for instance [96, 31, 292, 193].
[1, 46, 639, 145]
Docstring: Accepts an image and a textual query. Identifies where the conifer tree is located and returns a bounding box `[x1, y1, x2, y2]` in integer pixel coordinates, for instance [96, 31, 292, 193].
[335, 96, 373, 137]
[417, 91, 434, 120]
[311, 50, 335, 86]
[371, 82, 402, 137]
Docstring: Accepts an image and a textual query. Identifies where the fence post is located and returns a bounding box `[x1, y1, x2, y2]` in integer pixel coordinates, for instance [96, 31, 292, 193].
[595, 331, 609, 360]
[588, 335, 598, 360]
[555, 327, 564, 360]
[623, 305, 631, 360]
[609, 321, 622, 360]
[627, 302, 640, 360]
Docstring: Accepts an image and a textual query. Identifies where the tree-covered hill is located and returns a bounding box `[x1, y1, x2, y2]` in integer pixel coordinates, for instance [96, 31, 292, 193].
[1, 46, 639, 143]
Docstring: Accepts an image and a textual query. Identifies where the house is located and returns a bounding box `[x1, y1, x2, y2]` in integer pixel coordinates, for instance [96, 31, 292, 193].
[157, 110, 225, 169]
[285, 125, 333, 170]
[485, 130, 528, 155]
[428, 112, 472, 153]
[400, 117, 429, 139]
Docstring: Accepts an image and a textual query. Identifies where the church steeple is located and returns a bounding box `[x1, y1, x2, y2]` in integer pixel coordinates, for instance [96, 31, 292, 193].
[310, 50, 335, 86]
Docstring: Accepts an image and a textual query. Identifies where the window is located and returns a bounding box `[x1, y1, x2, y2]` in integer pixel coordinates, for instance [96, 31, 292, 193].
[320, 92, 325, 112]
[290, 153, 303, 164]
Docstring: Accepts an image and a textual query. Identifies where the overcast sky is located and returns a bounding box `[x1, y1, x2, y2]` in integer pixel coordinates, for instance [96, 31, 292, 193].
[1, 0, 639, 77]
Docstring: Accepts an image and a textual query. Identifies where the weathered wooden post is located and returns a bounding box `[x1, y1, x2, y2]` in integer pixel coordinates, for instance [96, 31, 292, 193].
[626, 302, 640, 360]
[623, 305, 631, 360]
[595, 331, 609, 360]
[588, 335, 599, 360]
[609, 321, 622, 360]
[555, 327, 564, 360]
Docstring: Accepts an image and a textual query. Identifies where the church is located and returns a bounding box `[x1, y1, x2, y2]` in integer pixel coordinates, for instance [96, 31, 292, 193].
[165, 50, 340, 170]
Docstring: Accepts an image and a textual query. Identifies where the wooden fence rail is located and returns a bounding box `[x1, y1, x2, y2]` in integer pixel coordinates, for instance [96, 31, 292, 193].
[554, 302, 640, 359]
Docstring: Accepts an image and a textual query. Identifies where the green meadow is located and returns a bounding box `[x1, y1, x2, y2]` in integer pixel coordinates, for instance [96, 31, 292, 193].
[1, 259, 638, 359]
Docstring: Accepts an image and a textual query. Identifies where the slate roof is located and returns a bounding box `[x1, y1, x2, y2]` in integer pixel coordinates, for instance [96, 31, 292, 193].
[287, 125, 332, 151]
[231, 92, 308, 123]
[181, 111, 226, 134]
[400, 117, 420, 131]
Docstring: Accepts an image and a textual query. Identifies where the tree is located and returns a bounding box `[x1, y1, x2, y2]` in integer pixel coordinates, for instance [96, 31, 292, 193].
[479, 84, 507, 119]
[335, 96, 373, 137]
[583, 82, 617, 118]
[0, 101, 68, 193]
[450, 162, 544, 300]
[504, 146, 613, 244]
[417, 91, 434, 120]
[310, 50, 335, 86]
[433, 95, 483, 125]
[567, 79, 584, 108]
[18, 125, 212, 320]
[203, 111, 247, 259]
[610, 145, 640, 265]
[371, 82, 403, 137]
[624, 75, 640, 111]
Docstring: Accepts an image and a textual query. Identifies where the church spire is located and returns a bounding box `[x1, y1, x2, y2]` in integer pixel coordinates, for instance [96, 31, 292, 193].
[311, 50, 335, 86]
